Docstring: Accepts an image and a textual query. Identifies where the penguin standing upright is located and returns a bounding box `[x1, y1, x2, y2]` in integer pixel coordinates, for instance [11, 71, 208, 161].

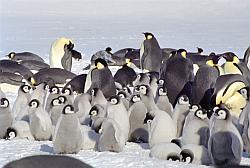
[89, 104, 106, 127]
[49, 98, 63, 126]
[155, 86, 173, 116]
[45, 85, 60, 112]
[222, 52, 242, 75]
[140, 32, 162, 73]
[74, 93, 91, 125]
[0, 98, 13, 138]
[53, 105, 83, 154]
[31, 83, 49, 108]
[90, 88, 107, 107]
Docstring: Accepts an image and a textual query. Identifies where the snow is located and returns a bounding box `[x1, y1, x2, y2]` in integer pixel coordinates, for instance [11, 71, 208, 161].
[1, 0, 250, 167]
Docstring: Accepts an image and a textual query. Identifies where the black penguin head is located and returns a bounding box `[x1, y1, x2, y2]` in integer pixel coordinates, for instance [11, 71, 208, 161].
[117, 90, 128, 99]
[21, 84, 31, 93]
[0, 98, 9, 108]
[91, 88, 99, 96]
[5, 127, 17, 140]
[143, 32, 154, 40]
[131, 94, 141, 103]
[62, 87, 72, 95]
[189, 104, 201, 112]
[29, 99, 40, 108]
[49, 86, 60, 94]
[109, 95, 120, 105]
[43, 83, 50, 91]
[143, 112, 155, 124]
[89, 105, 100, 117]
[177, 49, 187, 58]
[62, 104, 75, 114]
[157, 79, 164, 85]
[66, 40, 74, 51]
[207, 52, 221, 65]
[51, 98, 61, 106]
[105, 47, 112, 54]
[170, 139, 182, 148]
[8, 52, 15, 59]
[58, 96, 67, 104]
[177, 95, 189, 105]
[138, 84, 149, 96]
[197, 47, 203, 54]
[158, 87, 167, 96]
[214, 107, 230, 120]
[194, 108, 208, 120]
[95, 58, 108, 69]
[167, 153, 181, 162]
[238, 87, 249, 101]
[180, 149, 194, 164]
[122, 86, 132, 95]
[222, 52, 239, 63]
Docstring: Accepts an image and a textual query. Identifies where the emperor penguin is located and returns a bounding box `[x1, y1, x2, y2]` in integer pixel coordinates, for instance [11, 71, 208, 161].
[144, 110, 177, 148]
[45, 85, 60, 112]
[0, 87, 5, 98]
[5, 120, 34, 140]
[114, 63, 137, 87]
[117, 90, 130, 110]
[31, 83, 49, 108]
[222, 52, 242, 75]
[90, 88, 107, 107]
[50, 37, 76, 71]
[87, 58, 116, 98]
[241, 101, 250, 154]
[63, 74, 87, 94]
[74, 93, 91, 125]
[53, 104, 83, 154]
[89, 104, 106, 127]
[0, 98, 13, 138]
[61, 87, 74, 104]
[13, 84, 31, 121]
[183, 104, 201, 130]
[243, 45, 250, 70]
[161, 49, 194, 106]
[149, 142, 181, 161]
[49, 98, 63, 125]
[19, 60, 50, 74]
[0, 72, 26, 93]
[106, 95, 130, 141]
[140, 32, 162, 73]
[181, 108, 210, 147]
[133, 73, 150, 86]
[90, 47, 115, 65]
[28, 99, 53, 141]
[155, 86, 173, 116]
[93, 117, 126, 152]
[172, 95, 190, 137]
[148, 71, 159, 98]
[3, 155, 93, 168]
[7, 51, 45, 62]
[208, 107, 243, 166]
[79, 124, 99, 150]
[180, 144, 211, 166]
[128, 94, 148, 143]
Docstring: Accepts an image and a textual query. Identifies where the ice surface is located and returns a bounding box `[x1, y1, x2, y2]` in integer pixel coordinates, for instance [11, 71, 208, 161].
[1, 0, 250, 167]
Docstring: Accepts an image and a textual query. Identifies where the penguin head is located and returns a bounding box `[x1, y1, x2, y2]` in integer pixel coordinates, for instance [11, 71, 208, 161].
[143, 112, 155, 124]
[143, 32, 154, 40]
[189, 104, 201, 112]
[49, 86, 60, 94]
[177, 49, 187, 58]
[194, 108, 208, 120]
[105, 47, 112, 54]
[180, 149, 194, 164]
[158, 87, 167, 96]
[91, 88, 100, 97]
[157, 79, 164, 85]
[197, 47, 203, 54]
[21, 84, 31, 93]
[29, 99, 40, 108]
[206, 53, 221, 66]
[131, 94, 141, 103]
[138, 84, 150, 96]
[214, 107, 230, 120]
[166, 153, 181, 162]
[5, 128, 17, 140]
[58, 96, 67, 104]
[117, 91, 127, 99]
[177, 95, 189, 105]
[62, 104, 75, 114]
[0, 98, 9, 108]
[89, 105, 99, 117]
[65, 40, 74, 51]
[237, 87, 249, 101]
[28, 77, 37, 86]
[51, 98, 61, 106]
[122, 86, 132, 95]
[222, 52, 240, 63]
[7, 52, 15, 59]
[109, 95, 120, 105]
[95, 58, 108, 69]
[62, 87, 72, 96]
[44, 83, 50, 91]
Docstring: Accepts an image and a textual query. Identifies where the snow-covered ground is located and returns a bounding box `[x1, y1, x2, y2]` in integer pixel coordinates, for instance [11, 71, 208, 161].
[1, 0, 250, 167]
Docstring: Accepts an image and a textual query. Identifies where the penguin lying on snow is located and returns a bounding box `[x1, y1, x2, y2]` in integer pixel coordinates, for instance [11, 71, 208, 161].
[7, 51, 45, 63]
[0, 72, 26, 93]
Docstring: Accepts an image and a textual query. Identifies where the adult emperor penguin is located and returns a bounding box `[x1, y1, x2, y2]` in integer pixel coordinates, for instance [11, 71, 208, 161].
[29, 68, 76, 87]
[5, 120, 34, 140]
[19, 60, 50, 74]
[128, 94, 148, 143]
[90, 47, 115, 65]
[87, 58, 116, 98]
[140, 32, 162, 73]
[13, 84, 31, 121]
[181, 108, 210, 147]
[50, 37, 76, 71]
[144, 110, 177, 148]
[63, 74, 87, 94]
[133, 73, 150, 86]
[180, 144, 211, 166]
[0, 72, 26, 93]
[106, 95, 130, 141]
[150, 142, 181, 161]
[172, 95, 190, 137]
[222, 52, 242, 75]
[208, 107, 243, 166]
[3, 155, 93, 168]
[114, 63, 137, 87]
[155, 86, 173, 116]
[93, 117, 126, 152]
[28, 99, 53, 141]
[53, 104, 83, 154]
[161, 49, 194, 106]
[0, 98, 13, 138]
[7, 51, 45, 62]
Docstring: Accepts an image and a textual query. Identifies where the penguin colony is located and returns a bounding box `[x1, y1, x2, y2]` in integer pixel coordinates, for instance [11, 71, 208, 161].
[1, 34, 250, 167]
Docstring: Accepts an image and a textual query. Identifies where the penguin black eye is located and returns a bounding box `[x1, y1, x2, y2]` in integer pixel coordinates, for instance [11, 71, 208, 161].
[147, 120, 152, 124]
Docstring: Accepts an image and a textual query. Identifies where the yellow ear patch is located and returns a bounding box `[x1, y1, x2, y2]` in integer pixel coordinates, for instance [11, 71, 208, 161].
[146, 35, 153, 40]
[181, 51, 187, 58]
[233, 56, 240, 64]
[125, 59, 132, 66]
[96, 62, 105, 69]
[206, 60, 214, 66]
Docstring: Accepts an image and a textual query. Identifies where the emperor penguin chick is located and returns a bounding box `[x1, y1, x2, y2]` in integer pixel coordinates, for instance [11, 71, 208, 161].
[0, 98, 13, 138]
[181, 108, 210, 147]
[172, 95, 190, 137]
[49, 98, 63, 125]
[93, 117, 125, 152]
[53, 105, 83, 154]
[31, 83, 49, 108]
[106, 95, 130, 141]
[45, 85, 60, 112]
[61, 87, 74, 104]
[155, 86, 173, 116]
[89, 104, 106, 127]
[28, 99, 53, 141]
[208, 107, 243, 166]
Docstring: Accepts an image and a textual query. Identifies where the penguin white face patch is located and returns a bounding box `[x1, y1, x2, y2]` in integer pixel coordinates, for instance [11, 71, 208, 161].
[22, 85, 30, 93]
[52, 87, 58, 94]
[0, 98, 9, 108]
[191, 105, 199, 112]
[52, 99, 61, 106]
[110, 98, 118, 105]
[132, 95, 141, 102]
[178, 96, 189, 105]
[195, 109, 207, 120]
[139, 85, 147, 95]
[8, 132, 16, 140]
[118, 93, 125, 99]
[90, 110, 97, 116]
[30, 100, 39, 108]
[158, 88, 166, 96]
[64, 106, 74, 114]
[216, 109, 227, 120]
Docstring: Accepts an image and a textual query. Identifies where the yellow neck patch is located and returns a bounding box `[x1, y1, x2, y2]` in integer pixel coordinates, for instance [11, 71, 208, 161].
[233, 56, 240, 64]
[206, 60, 214, 66]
